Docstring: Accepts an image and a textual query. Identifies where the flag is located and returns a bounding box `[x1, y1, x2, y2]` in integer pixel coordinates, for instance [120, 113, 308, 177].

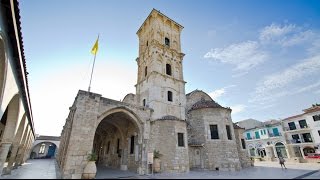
[91, 37, 99, 55]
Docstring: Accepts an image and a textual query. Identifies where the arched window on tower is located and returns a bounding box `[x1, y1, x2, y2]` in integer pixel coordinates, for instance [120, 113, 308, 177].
[168, 91, 173, 102]
[145, 66, 147, 77]
[166, 64, 172, 76]
[143, 99, 146, 106]
[165, 37, 170, 47]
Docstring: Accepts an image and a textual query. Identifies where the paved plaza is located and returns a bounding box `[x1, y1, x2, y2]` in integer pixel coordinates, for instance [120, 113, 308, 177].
[1, 159, 320, 179]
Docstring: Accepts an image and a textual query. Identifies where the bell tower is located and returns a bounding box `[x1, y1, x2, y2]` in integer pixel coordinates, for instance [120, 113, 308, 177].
[135, 9, 186, 120]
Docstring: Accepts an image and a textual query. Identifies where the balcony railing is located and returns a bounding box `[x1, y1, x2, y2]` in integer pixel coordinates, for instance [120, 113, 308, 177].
[283, 125, 310, 132]
[288, 138, 313, 144]
[268, 133, 282, 137]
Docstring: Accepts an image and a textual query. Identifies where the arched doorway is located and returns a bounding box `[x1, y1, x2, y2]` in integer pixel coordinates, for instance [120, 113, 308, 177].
[30, 142, 57, 159]
[303, 147, 315, 156]
[275, 142, 287, 158]
[93, 110, 142, 178]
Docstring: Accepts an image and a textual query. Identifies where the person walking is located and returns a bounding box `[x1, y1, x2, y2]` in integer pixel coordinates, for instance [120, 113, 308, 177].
[279, 156, 287, 169]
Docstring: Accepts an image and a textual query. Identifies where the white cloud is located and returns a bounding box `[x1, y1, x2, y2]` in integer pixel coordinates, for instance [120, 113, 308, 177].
[204, 41, 268, 72]
[257, 55, 320, 93]
[259, 23, 296, 42]
[208, 85, 236, 100]
[231, 104, 246, 114]
[251, 55, 320, 103]
[259, 23, 315, 47]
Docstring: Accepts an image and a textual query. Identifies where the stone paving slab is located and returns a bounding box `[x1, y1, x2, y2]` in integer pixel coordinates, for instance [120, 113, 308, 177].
[1, 159, 320, 179]
[0, 159, 56, 179]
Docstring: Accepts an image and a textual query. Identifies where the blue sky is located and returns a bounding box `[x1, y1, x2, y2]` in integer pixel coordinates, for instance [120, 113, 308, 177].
[19, 0, 320, 136]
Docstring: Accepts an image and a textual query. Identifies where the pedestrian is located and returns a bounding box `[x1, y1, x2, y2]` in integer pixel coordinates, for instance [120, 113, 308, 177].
[279, 156, 287, 169]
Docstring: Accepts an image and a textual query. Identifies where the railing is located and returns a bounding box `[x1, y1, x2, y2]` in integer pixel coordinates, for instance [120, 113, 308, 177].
[288, 138, 313, 144]
[283, 125, 310, 131]
[268, 133, 282, 137]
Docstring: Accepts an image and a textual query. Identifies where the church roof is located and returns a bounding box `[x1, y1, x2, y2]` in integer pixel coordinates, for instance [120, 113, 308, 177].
[190, 99, 222, 110]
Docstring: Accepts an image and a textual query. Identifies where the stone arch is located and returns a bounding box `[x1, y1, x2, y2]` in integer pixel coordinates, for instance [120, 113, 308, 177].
[94, 107, 144, 173]
[97, 107, 143, 142]
[0, 35, 8, 104]
[1, 94, 20, 143]
[0, 93, 20, 173]
[30, 141, 57, 159]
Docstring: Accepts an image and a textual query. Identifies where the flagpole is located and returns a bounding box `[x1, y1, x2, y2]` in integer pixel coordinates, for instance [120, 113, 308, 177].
[88, 34, 99, 92]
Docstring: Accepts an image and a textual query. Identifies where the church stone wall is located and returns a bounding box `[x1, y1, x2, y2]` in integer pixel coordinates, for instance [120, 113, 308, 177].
[149, 120, 189, 173]
[188, 107, 241, 171]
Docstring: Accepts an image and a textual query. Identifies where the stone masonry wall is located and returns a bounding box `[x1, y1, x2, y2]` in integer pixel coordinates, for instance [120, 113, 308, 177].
[149, 120, 189, 173]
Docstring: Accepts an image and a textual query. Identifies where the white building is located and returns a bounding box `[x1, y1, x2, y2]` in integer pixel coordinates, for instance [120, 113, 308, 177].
[240, 120, 287, 161]
[282, 105, 320, 161]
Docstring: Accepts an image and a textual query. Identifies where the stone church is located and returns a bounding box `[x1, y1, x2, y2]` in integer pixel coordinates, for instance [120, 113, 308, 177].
[57, 9, 250, 179]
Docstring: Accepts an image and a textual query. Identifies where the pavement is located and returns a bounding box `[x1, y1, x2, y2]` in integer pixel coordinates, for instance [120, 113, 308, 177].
[1, 159, 320, 179]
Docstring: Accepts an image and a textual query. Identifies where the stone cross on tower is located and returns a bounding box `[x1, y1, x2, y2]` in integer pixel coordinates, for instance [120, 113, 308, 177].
[135, 9, 186, 121]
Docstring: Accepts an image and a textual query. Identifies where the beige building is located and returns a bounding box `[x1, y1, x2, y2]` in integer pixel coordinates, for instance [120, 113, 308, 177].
[57, 9, 250, 179]
[0, 0, 36, 175]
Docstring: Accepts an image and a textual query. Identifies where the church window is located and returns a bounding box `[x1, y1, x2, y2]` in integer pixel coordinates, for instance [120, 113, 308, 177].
[226, 125, 232, 140]
[241, 139, 246, 149]
[107, 141, 110, 154]
[130, 136, 135, 154]
[143, 99, 146, 106]
[210, 125, 219, 139]
[117, 139, 120, 153]
[39, 143, 46, 154]
[165, 37, 170, 46]
[168, 91, 173, 102]
[166, 64, 172, 76]
[146, 41, 148, 46]
[178, 133, 184, 147]
[145, 66, 147, 77]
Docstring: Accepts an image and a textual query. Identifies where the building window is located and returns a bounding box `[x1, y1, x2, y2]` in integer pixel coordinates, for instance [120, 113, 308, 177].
[39, 143, 46, 154]
[107, 141, 110, 154]
[210, 125, 219, 139]
[130, 136, 134, 154]
[255, 131, 260, 139]
[166, 64, 172, 76]
[168, 91, 172, 102]
[146, 41, 148, 46]
[178, 133, 184, 147]
[226, 125, 232, 140]
[143, 99, 146, 106]
[299, 119, 307, 128]
[288, 122, 296, 130]
[165, 37, 170, 46]
[145, 66, 147, 77]
[246, 132, 251, 140]
[241, 139, 246, 149]
[313, 114, 320, 121]
[318, 130, 320, 136]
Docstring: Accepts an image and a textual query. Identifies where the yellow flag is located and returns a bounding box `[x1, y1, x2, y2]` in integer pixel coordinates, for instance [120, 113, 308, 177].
[91, 38, 99, 55]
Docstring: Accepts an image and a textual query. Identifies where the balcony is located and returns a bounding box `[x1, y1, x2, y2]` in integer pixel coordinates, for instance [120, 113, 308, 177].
[268, 132, 282, 137]
[283, 125, 311, 132]
[287, 138, 314, 145]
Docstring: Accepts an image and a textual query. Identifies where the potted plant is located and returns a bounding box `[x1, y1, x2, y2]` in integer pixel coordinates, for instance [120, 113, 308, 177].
[82, 152, 97, 179]
[153, 150, 162, 173]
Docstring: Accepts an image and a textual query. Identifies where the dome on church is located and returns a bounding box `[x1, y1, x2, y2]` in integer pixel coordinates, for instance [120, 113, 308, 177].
[190, 99, 222, 110]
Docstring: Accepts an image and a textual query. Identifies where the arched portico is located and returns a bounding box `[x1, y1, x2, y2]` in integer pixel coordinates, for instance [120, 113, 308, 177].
[0, 36, 7, 103]
[93, 108, 144, 175]
[0, 94, 20, 172]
